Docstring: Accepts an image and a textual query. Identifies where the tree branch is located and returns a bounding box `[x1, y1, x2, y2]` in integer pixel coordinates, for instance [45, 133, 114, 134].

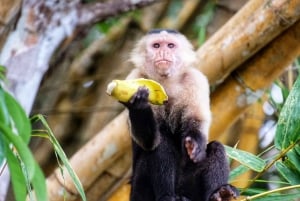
[77, 0, 159, 26]
[0, 0, 158, 114]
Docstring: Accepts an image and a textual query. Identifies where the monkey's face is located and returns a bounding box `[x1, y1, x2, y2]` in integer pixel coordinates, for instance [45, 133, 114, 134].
[144, 33, 182, 78]
[130, 31, 197, 80]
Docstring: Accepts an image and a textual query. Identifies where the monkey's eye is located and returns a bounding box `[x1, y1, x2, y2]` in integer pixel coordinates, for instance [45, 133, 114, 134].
[153, 43, 160, 48]
[168, 43, 175, 48]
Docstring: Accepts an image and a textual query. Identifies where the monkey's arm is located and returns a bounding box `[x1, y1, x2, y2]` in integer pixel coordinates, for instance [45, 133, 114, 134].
[180, 69, 211, 163]
[123, 87, 160, 150]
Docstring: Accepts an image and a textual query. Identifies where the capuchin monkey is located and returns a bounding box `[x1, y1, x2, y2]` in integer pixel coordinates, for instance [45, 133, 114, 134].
[122, 29, 238, 201]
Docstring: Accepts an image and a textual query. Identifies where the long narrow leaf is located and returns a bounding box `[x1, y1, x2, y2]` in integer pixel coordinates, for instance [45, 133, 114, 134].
[32, 115, 87, 201]
[4, 90, 31, 144]
[275, 75, 300, 149]
[276, 161, 300, 185]
[0, 88, 9, 125]
[31, 162, 48, 201]
[286, 149, 300, 173]
[225, 145, 266, 172]
[4, 142, 27, 201]
[229, 165, 250, 181]
[0, 134, 5, 166]
[0, 122, 35, 180]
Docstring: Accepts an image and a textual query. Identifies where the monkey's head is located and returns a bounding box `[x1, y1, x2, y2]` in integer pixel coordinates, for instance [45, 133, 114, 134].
[130, 29, 197, 80]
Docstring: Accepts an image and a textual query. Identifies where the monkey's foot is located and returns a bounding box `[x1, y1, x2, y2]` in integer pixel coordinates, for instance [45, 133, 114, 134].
[209, 184, 239, 201]
[184, 136, 206, 163]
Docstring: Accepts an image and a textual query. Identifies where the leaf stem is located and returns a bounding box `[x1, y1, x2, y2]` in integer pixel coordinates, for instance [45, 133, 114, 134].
[246, 140, 299, 188]
[240, 184, 300, 201]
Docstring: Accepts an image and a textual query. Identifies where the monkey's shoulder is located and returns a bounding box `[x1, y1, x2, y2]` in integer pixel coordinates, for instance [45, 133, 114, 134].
[182, 67, 208, 84]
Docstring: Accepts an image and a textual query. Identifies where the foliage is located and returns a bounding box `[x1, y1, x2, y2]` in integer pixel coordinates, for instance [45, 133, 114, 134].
[194, 0, 215, 45]
[0, 68, 86, 201]
[226, 70, 300, 200]
[31, 115, 87, 201]
[0, 74, 47, 200]
[166, 0, 184, 19]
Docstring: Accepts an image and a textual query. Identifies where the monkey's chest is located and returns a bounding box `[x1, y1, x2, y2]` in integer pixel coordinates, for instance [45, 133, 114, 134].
[154, 103, 186, 138]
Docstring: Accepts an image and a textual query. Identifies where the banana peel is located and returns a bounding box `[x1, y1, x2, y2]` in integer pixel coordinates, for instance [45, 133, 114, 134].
[106, 78, 168, 105]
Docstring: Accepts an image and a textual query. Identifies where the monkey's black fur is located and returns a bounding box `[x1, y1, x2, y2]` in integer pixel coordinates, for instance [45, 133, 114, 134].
[123, 88, 238, 201]
[125, 87, 179, 201]
[177, 141, 239, 201]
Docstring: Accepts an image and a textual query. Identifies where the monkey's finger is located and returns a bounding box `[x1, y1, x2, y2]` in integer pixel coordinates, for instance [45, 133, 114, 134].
[128, 87, 150, 108]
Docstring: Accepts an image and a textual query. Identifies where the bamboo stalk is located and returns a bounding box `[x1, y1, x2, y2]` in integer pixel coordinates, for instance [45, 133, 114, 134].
[196, 0, 300, 84]
[209, 20, 300, 140]
[75, 151, 132, 201]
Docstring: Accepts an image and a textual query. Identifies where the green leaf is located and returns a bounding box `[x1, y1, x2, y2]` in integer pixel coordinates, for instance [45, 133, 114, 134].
[275, 75, 300, 149]
[4, 90, 31, 144]
[0, 122, 35, 180]
[294, 144, 300, 157]
[0, 87, 10, 126]
[229, 165, 250, 181]
[31, 162, 48, 201]
[0, 133, 5, 166]
[286, 149, 300, 172]
[225, 145, 266, 172]
[32, 115, 87, 201]
[0, 65, 6, 81]
[276, 161, 300, 185]
[4, 142, 27, 201]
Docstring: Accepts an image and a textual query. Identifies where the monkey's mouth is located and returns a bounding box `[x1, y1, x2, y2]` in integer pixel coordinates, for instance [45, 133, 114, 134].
[155, 60, 172, 77]
[155, 60, 172, 68]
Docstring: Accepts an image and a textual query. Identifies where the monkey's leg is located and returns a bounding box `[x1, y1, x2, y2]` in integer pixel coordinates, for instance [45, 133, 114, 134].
[204, 141, 239, 201]
[124, 87, 160, 150]
[151, 137, 179, 201]
[130, 153, 155, 201]
[131, 141, 178, 201]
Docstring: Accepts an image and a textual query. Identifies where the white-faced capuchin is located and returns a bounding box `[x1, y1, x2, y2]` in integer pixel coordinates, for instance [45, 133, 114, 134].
[121, 29, 239, 201]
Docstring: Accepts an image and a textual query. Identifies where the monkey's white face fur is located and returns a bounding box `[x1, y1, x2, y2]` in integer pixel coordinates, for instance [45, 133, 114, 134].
[130, 31, 197, 80]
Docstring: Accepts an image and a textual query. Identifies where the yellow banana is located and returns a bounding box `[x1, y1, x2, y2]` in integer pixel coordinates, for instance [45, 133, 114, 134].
[106, 78, 168, 105]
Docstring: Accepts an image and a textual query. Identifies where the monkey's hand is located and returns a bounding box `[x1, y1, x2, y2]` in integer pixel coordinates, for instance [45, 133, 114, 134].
[121, 87, 151, 110]
[209, 184, 239, 201]
[184, 136, 206, 163]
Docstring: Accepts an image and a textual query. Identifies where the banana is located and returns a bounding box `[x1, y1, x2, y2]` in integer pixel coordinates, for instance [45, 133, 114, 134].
[106, 78, 168, 105]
